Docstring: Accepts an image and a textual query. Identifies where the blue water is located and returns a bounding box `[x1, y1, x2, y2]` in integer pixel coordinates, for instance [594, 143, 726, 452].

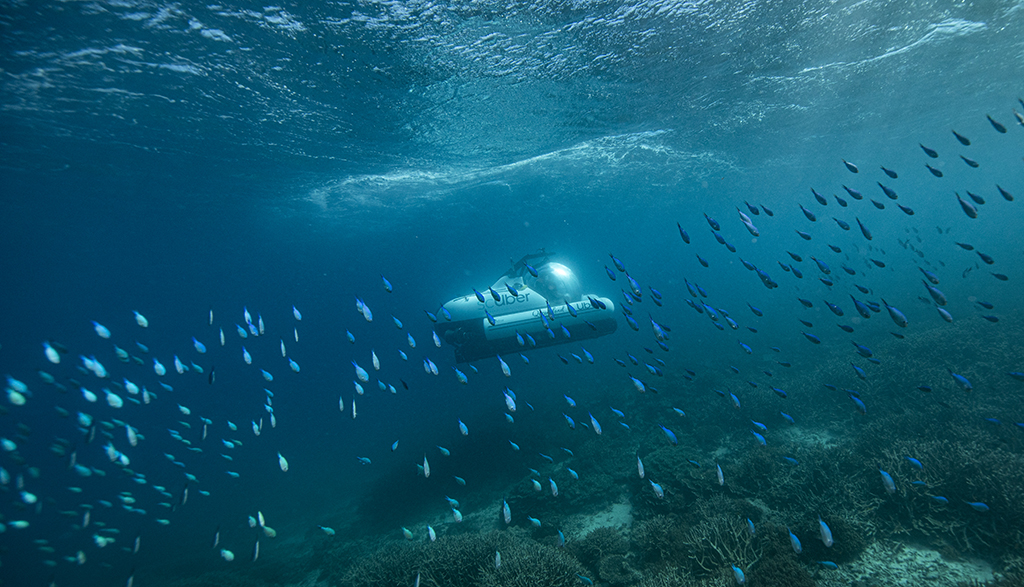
[1, 1, 1022, 586]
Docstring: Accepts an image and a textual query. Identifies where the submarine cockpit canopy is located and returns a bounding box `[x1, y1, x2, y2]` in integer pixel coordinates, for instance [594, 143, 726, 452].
[519, 262, 581, 303]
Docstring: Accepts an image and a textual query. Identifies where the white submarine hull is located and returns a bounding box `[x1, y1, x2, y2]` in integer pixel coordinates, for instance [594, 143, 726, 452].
[438, 287, 617, 363]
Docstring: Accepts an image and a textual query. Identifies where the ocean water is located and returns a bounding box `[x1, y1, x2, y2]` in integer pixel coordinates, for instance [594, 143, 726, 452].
[1, 1, 1022, 586]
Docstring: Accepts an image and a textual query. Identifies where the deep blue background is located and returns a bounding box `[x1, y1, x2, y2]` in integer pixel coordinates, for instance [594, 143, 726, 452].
[1, 1, 1022, 585]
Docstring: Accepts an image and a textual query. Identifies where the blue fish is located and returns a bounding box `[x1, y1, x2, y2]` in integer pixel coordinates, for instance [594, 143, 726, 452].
[833, 217, 850, 230]
[625, 273, 642, 297]
[812, 257, 831, 274]
[850, 394, 867, 415]
[880, 298, 908, 327]
[746, 518, 755, 535]
[625, 315, 639, 331]
[818, 516, 833, 547]
[818, 561, 839, 570]
[825, 301, 843, 316]
[677, 223, 690, 243]
[948, 370, 973, 392]
[788, 527, 802, 553]
[605, 266, 617, 281]
[931, 496, 949, 504]
[659, 425, 678, 445]
[905, 457, 923, 470]
[964, 501, 989, 512]
[802, 332, 821, 344]
[852, 342, 873, 358]
[731, 565, 746, 585]
[880, 470, 896, 494]
[780, 412, 795, 424]
[704, 213, 720, 231]
[750, 430, 766, 446]
[609, 253, 626, 272]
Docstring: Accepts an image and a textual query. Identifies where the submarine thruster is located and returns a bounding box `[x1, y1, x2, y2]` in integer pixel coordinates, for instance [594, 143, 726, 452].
[437, 252, 617, 363]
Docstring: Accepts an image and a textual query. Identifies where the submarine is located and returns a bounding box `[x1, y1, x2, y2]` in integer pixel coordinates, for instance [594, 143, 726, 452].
[437, 251, 618, 363]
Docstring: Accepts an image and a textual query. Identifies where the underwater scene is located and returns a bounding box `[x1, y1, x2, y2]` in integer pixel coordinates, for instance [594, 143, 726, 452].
[1, 1, 1023, 586]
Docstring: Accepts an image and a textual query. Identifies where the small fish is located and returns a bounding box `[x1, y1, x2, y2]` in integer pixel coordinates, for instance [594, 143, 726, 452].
[842, 159, 859, 173]
[964, 501, 989, 512]
[677, 223, 690, 243]
[649, 480, 664, 499]
[788, 527, 802, 553]
[732, 565, 746, 585]
[818, 517, 833, 547]
[881, 299, 908, 328]
[948, 370, 972, 392]
[856, 217, 872, 240]
[818, 561, 839, 570]
[880, 469, 896, 494]
[659, 425, 677, 445]
[997, 184, 1014, 201]
[956, 192, 978, 218]
[563, 413, 575, 429]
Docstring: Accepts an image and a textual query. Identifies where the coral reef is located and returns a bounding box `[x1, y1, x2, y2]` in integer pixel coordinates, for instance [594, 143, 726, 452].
[339, 528, 585, 587]
[632, 496, 761, 578]
[569, 526, 629, 569]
